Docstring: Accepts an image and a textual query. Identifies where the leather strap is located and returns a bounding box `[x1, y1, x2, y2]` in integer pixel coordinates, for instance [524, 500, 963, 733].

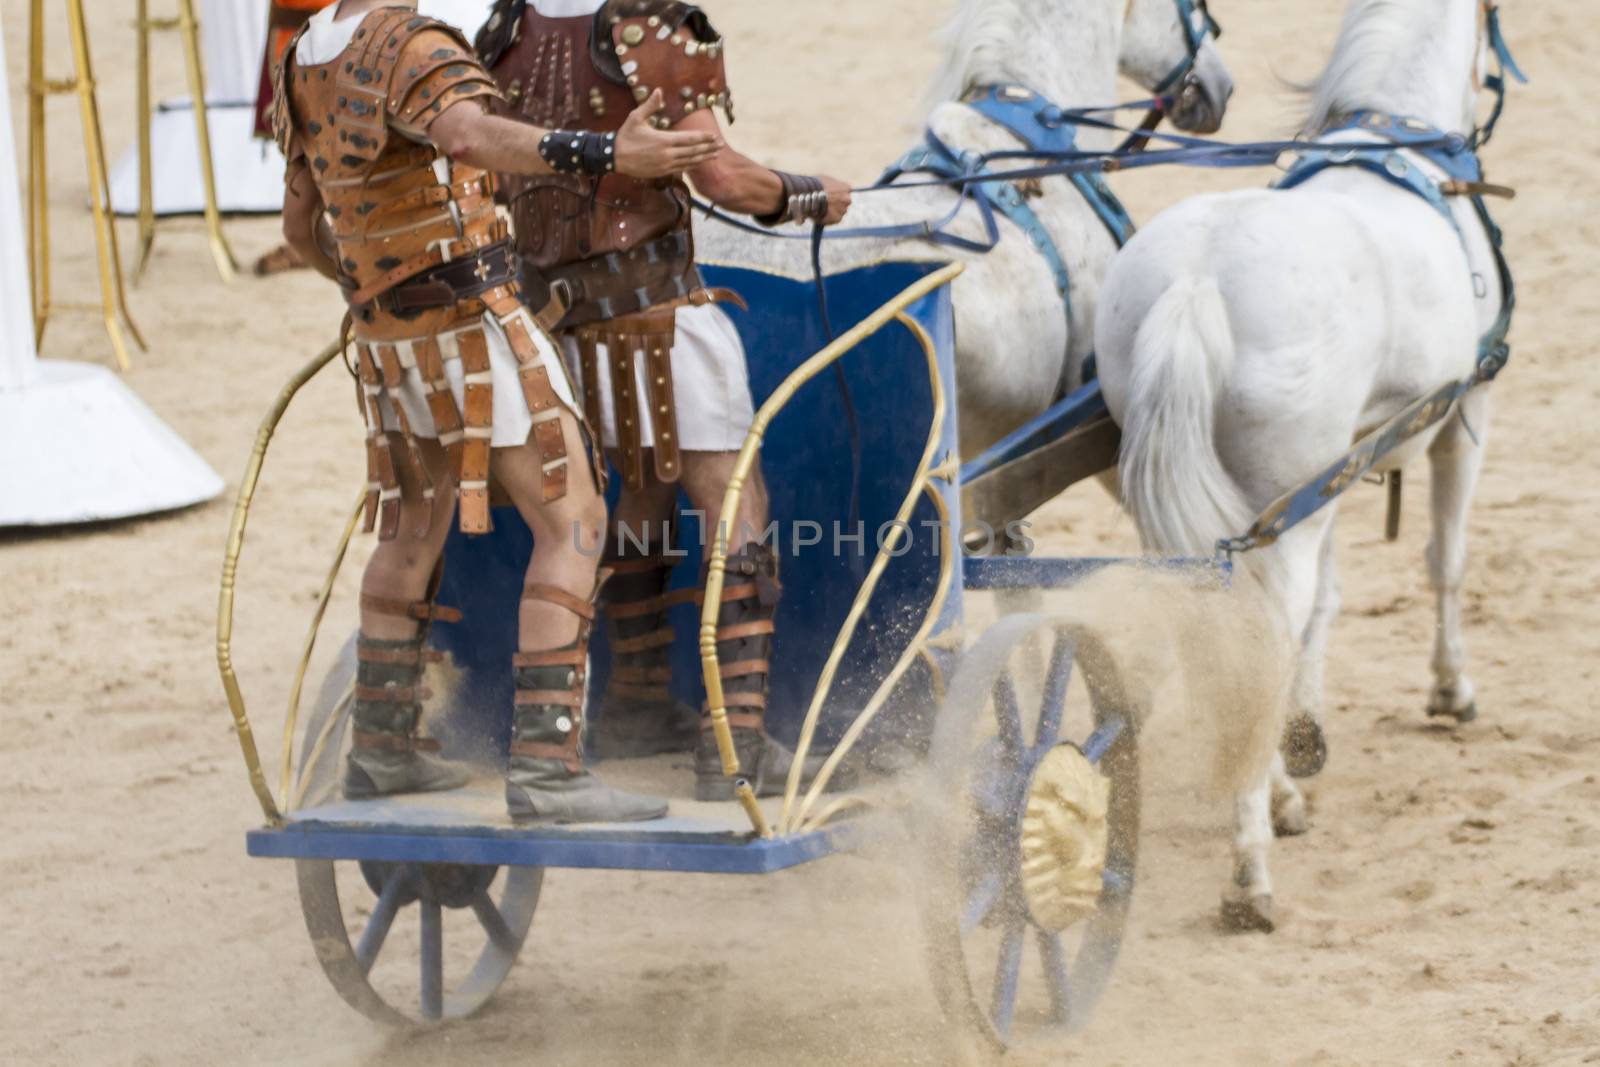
[513, 647, 589, 668]
[513, 689, 584, 708]
[352, 730, 443, 753]
[360, 593, 464, 624]
[356, 644, 444, 666]
[717, 620, 775, 641]
[613, 628, 677, 654]
[354, 684, 432, 703]
[703, 711, 763, 729]
[523, 583, 598, 621]
[717, 659, 770, 679]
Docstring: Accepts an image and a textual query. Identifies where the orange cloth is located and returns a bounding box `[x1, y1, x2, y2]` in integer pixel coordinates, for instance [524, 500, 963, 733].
[253, 0, 339, 138]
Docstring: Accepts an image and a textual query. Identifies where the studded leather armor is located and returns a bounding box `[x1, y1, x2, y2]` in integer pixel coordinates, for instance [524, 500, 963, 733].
[477, 0, 733, 327]
[275, 9, 579, 537]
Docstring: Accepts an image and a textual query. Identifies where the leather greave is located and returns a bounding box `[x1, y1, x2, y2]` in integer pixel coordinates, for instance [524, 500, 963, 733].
[707, 543, 781, 730]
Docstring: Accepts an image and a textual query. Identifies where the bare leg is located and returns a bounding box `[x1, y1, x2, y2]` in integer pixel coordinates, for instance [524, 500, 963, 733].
[360, 432, 457, 639]
[490, 413, 607, 652]
[345, 434, 466, 799]
[497, 412, 666, 823]
[680, 450, 770, 557]
[1425, 390, 1490, 721]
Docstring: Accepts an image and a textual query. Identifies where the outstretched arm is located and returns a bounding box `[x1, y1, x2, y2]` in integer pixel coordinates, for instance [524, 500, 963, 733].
[428, 91, 723, 179]
[678, 111, 851, 224]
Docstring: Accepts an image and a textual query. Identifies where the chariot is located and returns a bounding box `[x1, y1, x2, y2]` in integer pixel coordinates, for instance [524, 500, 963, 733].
[217, 257, 1214, 1053]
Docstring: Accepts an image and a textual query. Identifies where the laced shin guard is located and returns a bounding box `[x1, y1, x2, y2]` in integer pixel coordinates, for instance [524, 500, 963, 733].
[695, 544, 833, 801]
[591, 530, 699, 759]
[344, 594, 470, 800]
[505, 584, 669, 824]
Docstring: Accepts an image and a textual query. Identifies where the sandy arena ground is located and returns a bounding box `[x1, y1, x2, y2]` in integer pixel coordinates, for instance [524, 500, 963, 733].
[4, 1, 1598, 1063]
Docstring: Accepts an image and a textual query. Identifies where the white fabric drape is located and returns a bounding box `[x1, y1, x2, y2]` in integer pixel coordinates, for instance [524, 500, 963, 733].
[201, 0, 271, 104]
[1, 15, 40, 392]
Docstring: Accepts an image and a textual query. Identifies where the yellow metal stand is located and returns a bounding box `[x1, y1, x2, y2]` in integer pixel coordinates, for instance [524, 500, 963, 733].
[26, 0, 148, 371]
[134, 0, 238, 283]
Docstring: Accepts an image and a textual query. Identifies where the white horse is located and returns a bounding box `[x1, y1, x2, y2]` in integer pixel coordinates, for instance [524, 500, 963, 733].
[1095, 0, 1510, 930]
[697, 0, 1236, 463]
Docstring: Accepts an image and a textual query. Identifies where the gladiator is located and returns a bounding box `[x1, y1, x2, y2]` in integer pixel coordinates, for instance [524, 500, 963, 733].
[477, 0, 853, 800]
[274, 0, 722, 822]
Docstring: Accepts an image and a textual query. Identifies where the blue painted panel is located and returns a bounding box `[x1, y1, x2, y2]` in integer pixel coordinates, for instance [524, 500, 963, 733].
[427, 262, 963, 761]
[246, 819, 872, 874]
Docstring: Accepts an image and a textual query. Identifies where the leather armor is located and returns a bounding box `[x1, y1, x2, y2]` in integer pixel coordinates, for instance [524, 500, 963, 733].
[477, 0, 733, 326]
[275, 9, 579, 538]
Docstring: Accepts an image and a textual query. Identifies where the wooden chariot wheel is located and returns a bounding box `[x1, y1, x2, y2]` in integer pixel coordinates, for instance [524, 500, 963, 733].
[919, 613, 1141, 1055]
[290, 633, 543, 1025]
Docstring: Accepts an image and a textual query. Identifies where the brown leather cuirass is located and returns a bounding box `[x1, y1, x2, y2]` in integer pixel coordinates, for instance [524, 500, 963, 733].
[275, 8, 581, 537]
[479, 0, 733, 327]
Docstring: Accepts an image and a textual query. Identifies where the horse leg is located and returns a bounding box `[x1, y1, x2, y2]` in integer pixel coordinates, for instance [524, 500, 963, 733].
[1425, 389, 1490, 722]
[1220, 512, 1329, 931]
[1269, 750, 1309, 837]
[1283, 514, 1340, 778]
[1220, 775, 1277, 932]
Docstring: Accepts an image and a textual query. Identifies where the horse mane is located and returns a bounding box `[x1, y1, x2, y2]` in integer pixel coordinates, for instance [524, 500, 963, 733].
[924, 0, 1037, 106]
[1298, 0, 1449, 134]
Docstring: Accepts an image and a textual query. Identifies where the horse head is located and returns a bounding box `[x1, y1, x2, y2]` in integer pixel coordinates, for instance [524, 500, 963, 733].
[1120, 0, 1235, 133]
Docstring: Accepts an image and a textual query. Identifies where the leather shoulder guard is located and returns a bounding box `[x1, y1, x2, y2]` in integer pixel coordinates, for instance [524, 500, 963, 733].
[596, 0, 732, 126]
[271, 22, 311, 162]
[389, 22, 505, 134]
[474, 0, 526, 68]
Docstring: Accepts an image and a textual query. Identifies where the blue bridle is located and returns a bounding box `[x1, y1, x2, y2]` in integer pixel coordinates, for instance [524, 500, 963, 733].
[1154, 0, 1222, 95]
[880, 86, 1137, 333]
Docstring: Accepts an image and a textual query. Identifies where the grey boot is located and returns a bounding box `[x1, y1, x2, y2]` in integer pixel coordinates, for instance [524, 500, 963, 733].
[591, 536, 699, 759]
[344, 636, 470, 800]
[505, 585, 668, 824]
[693, 544, 849, 802]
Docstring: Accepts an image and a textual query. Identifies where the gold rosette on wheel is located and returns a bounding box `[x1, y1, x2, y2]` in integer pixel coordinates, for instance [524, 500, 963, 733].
[1019, 744, 1110, 932]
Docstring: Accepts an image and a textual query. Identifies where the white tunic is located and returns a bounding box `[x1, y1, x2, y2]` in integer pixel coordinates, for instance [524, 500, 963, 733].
[300, 1, 577, 448]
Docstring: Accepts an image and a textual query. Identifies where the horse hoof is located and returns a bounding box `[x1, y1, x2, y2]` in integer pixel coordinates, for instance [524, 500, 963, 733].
[1220, 895, 1276, 934]
[1282, 716, 1327, 779]
[1273, 800, 1310, 838]
[1427, 701, 1477, 724]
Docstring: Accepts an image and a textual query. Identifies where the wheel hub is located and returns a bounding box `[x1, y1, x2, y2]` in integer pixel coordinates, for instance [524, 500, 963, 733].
[1019, 744, 1110, 933]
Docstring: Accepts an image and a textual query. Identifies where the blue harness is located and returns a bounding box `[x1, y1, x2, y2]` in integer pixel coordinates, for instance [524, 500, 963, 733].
[1274, 110, 1516, 377]
[881, 85, 1137, 332]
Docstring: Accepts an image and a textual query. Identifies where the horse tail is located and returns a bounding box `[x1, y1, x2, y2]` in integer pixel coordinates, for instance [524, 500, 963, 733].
[1118, 276, 1254, 559]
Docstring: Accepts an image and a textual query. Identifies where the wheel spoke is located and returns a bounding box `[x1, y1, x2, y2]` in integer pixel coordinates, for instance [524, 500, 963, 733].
[471, 890, 519, 953]
[990, 918, 1026, 1042]
[961, 870, 1005, 935]
[1081, 717, 1126, 765]
[1037, 931, 1071, 1024]
[1033, 635, 1075, 751]
[993, 673, 1024, 756]
[354, 866, 408, 975]
[419, 900, 443, 1021]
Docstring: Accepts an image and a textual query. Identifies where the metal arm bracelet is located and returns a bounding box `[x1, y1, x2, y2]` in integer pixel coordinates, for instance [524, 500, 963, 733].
[755, 170, 829, 226]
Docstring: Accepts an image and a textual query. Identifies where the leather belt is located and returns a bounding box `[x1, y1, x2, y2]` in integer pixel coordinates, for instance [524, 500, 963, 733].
[522, 232, 704, 331]
[377, 240, 520, 314]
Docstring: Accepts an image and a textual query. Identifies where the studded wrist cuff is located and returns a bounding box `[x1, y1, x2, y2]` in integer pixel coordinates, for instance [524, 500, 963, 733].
[755, 170, 829, 226]
[538, 130, 618, 177]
